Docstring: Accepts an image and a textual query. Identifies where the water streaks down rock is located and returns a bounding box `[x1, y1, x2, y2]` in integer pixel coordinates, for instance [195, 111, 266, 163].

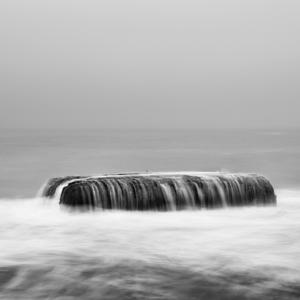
[41, 172, 276, 210]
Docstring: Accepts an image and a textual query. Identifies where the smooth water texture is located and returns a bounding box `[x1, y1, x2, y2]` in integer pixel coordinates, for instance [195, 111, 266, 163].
[1, 128, 300, 198]
[0, 190, 300, 299]
[0, 129, 300, 299]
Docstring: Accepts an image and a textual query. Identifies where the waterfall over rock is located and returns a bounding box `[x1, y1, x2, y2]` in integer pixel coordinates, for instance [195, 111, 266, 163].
[41, 172, 276, 210]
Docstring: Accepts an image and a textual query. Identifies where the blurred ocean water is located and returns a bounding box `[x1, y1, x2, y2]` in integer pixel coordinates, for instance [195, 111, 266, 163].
[0, 128, 300, 299]
[1, 128, 300, 197]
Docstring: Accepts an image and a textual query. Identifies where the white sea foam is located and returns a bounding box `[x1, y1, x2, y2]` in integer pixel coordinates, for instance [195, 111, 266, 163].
[0, 189, 299, 299]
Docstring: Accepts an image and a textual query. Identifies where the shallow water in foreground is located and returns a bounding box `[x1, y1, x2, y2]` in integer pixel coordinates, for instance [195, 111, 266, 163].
[0, 190, 299, 299]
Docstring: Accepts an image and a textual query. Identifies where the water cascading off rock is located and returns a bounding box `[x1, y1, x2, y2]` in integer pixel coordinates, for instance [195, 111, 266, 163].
[41, 172, 276, 210]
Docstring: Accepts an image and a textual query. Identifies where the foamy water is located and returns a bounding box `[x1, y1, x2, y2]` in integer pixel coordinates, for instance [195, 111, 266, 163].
[0, 189, 299, 299]
[1, 128, 300, 299]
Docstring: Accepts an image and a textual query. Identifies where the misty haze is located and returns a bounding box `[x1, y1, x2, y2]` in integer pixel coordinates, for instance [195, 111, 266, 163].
[0, 1, 300, 300]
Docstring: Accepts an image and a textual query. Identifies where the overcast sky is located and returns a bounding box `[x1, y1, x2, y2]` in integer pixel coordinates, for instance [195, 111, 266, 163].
[0, 0, 299, 129]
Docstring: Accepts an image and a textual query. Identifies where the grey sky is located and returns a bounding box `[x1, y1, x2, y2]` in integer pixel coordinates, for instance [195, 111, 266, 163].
[0, 0, 299, 129]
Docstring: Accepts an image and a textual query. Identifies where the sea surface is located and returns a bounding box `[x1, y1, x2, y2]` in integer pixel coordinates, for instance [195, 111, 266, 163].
[0, 128, 300, 299]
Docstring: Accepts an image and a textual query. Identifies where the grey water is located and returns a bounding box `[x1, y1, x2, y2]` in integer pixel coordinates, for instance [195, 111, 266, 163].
[1, 128, 300, 299]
